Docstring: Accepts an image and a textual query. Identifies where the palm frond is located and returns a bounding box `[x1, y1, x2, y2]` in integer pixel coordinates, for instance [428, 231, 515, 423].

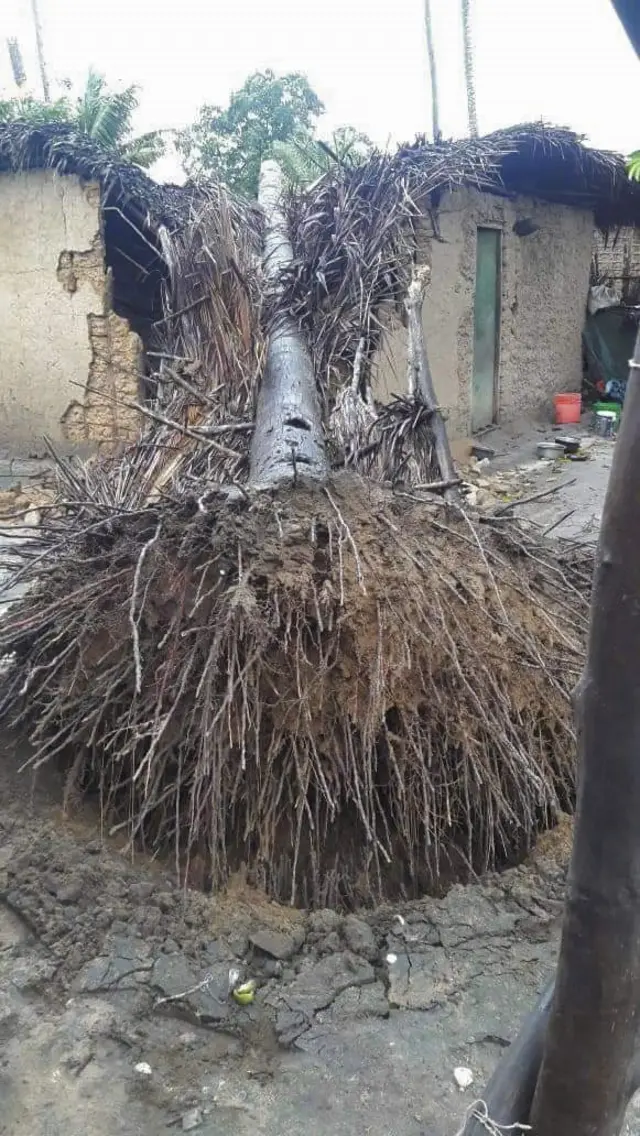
[75, 69, 139, 152]
[121, 130, 168, 169]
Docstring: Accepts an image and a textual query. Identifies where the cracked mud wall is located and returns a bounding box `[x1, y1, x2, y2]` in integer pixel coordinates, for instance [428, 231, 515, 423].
[0, 170, 141, 455]
[372, 188, 594, 438]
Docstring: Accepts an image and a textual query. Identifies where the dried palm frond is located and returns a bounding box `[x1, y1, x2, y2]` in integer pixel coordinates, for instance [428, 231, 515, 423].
[371, 395, 440, 485]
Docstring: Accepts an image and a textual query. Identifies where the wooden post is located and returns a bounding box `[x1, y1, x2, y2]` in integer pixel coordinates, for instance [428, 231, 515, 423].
[528, 328, 640, 1135]
[249, 160, 329, 489]
[406, 266, 460, 502]
[464, 982, 555, 1136]
[465, 330, 640, 1136]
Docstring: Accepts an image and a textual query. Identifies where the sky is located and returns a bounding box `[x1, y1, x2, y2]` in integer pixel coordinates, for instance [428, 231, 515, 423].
[1, 0, 638, 183]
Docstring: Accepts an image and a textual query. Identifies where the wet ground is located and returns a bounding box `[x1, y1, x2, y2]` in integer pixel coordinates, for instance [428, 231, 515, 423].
[476, 417, 613, 543]
[3, 752, 640, 1136]
[0, 736, 569, 1136]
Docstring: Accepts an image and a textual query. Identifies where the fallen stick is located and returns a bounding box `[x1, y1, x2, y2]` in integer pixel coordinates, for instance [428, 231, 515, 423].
[405, 266, 460, 504]
[493, 479, 577, 516]
[410, 478, 463, 493]
[541, 509, 576, 537]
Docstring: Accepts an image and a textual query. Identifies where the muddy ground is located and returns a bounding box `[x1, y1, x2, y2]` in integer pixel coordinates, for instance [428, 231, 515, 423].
[2, 740, 639, 1136]
[0, 735, 565, 1136]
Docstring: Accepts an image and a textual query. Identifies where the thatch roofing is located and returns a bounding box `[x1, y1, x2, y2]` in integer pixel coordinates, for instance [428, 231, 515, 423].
[0, 121, 193, 230]
[0, 120, 637, 233]
[398, 123, 640, 229]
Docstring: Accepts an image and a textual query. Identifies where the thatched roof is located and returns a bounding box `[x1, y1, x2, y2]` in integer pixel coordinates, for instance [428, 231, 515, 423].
[399, 123, 640, 229]
[0, 120, 636, 233]
[0, 121, 193, 231]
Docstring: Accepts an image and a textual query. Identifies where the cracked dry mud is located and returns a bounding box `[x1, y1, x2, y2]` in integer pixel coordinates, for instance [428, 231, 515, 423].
[0, 741, 638, 1136]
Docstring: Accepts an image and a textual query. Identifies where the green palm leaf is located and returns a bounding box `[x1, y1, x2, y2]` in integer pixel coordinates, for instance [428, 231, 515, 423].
[76, 69, 139, 150]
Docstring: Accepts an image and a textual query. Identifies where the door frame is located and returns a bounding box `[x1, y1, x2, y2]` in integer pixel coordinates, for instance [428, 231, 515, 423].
[471, 224, 502, 432]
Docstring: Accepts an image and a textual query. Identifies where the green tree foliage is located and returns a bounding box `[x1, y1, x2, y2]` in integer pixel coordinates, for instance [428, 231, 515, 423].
[0, 93, 73, 125]
[0, 70, 166, 169]
[272, 125, 374, 189]
[178, 70, 326, 196]
[628, 152, 640, 181]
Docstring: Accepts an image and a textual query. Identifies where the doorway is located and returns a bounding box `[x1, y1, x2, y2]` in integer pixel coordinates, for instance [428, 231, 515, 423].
[472, 227, 501, 432]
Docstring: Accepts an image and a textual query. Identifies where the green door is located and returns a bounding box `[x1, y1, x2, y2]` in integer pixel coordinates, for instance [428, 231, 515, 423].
[472, 227, 501, 432]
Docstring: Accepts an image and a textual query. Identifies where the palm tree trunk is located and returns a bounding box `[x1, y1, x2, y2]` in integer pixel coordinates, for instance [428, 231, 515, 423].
[461, 0, 478, 136]
[423, 0, 441, 142]
[29, 0, 49, 102]
[249, 160, 328, 489]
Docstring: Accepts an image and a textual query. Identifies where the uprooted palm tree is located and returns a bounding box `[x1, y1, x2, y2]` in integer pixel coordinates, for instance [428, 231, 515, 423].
[0, 142, 589, 909]
[0, 69, 166, 168]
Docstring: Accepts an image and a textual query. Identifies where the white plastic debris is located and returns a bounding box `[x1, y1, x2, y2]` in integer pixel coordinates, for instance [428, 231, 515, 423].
[386, 953, 398, 965]
[453, 1066, 474, 1091]
[134, 1062, 152, 1076]
[182, 1108, 203, 1131]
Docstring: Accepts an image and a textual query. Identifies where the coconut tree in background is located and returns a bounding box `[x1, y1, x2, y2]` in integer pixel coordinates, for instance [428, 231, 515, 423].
[272, 126, 374, 188]
[461, 0, 478, 136]
[423, 0, 441, 141]
[0, 69, 166, 169]
[29, 0, 50, 102]
[74, 70, 166, 168]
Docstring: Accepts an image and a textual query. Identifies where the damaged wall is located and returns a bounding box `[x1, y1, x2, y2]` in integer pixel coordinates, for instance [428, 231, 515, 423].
[0, 169, 142, 454]
[372, 187, 594, 438]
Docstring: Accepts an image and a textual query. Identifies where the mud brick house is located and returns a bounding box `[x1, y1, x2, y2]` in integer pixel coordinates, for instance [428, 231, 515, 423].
[372, 126, 640, 438]
[0, 124, 194, 455]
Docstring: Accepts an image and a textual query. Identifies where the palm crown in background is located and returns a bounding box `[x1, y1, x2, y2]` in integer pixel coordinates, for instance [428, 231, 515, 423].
[0, 69, 167, 169]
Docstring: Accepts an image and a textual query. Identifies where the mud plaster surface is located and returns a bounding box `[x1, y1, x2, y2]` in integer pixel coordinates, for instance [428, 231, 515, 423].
[1, 740, 639, 1136]
[0, 170, 141, 456]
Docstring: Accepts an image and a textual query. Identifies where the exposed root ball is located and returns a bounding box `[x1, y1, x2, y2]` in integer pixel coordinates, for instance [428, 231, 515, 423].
[0, 476, 585, 906]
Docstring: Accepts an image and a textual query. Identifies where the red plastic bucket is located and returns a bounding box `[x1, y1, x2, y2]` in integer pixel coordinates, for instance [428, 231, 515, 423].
[554, 392, 581, 425]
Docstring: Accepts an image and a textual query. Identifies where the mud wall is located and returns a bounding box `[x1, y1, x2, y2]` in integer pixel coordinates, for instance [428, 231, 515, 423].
[372, 187, 594, 438]
[0, 170, 141, 455]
